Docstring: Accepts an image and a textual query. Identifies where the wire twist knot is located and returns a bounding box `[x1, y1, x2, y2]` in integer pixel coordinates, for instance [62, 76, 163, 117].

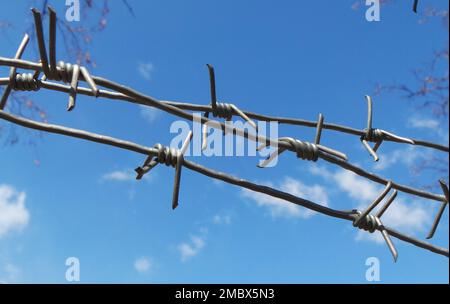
[364, 128, 384, 142]
[51, 61, 76, 83]
[281, 138, 319, 161]
[153, 143, 184, 167]
[212, 102, 234, 120]
[12, 73, 40, 91]
[353, 211, 378, 233]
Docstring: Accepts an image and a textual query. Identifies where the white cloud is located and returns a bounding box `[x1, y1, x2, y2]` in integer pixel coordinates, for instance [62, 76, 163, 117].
[408, 117, 440, 129]
[101, 170, 135, 182]
[140, 105, 159, 123]
[138, 62, 154, 81]
[0, 185, 30, 238]
[355, 199, 430, 244]
[101, 169, 153, 182]
[241, 177, 329, 219]
[0, 263, 21, 283]
[408, 116, 449, 143]
[212, 214, 231, 225]
[177, 235, 205, 262]
[134, 257, 152, 273]
[309, 166, 431, 243]
[373, 146, 429, 171]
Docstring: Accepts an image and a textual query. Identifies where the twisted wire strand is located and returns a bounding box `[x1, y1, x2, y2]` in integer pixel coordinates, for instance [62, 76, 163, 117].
[212, 102, 234, 120]
[282, 138, 319, 161]
[11, 73, 40, 91]
[363, 128, 385, 142]
[0, 57, 447, 155]
[353, 211, 378, 233]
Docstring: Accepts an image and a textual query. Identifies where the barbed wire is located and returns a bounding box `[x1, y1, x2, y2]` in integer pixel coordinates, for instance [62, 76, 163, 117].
[0, 7, 448, 261]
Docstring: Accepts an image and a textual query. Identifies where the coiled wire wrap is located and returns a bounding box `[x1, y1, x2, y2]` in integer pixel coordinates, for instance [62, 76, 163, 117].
[212, 102, 234, 120]
[11, 73, 40, 91]
[363, 128, 384, 142]
[352, 210, 378, 233]
[153, 143, 184, 167]
[135, 142, 188, 210]
[53, 61, 76, 83]
[280, 138, 319, 161]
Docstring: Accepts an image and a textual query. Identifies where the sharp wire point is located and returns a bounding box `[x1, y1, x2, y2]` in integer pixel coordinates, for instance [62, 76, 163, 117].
[314, 113, 324, 145]
[0, 34, 30, 109]
[48, 5, 57, 78]
[426, 180, 449, 239]
[375, 217, 399, 262]
[354, 181, 393, 227]
[31, 8, 51, 77]
[68, 64, 80, 111]
[376, 190, 398, 218]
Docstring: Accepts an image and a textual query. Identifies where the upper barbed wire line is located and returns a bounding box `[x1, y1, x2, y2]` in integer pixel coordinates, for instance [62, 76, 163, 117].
[0, 58, 349, 165]
[0, 56, 447, 153]
[0, 108, 447, 258]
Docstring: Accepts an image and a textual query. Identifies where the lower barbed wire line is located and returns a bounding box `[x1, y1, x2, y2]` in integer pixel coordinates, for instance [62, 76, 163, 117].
[0, 109, 447, 258]
[0, 56, 449, 153]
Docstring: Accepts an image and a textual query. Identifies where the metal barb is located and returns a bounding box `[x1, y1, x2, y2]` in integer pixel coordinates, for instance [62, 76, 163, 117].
[366, 95, 373, 131]
[172, 131, 193, 209]
[48, 6, 57, 78]
[426, 180, 449, 239]
[0, 34, 30, 109]
[206, 64, 217, 112]
[361, 137, 380, 161]
[314, 113, 324, 145]
[361, 95, 382, 161]
[31, 8, 51, 77]
[376, 190, 398, 218]
[80, 66, 100, 97]
[354, 181, 393, 227]
[413, 0, 419, 13]
[202, 64, 257, 147]
[202, 64, 217, 150]
[375, 217, 399, 262]
[67, 64, 80, 111]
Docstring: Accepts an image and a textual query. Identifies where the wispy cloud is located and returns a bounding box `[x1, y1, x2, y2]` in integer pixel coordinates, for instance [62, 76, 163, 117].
[408, 117, 440, 129]
[177, 235, 205, 262]
[138, 62, 154, 81]
[0, 263, 21, 283]
[140, 105, 159, 123]
[408, 116, 449, 143]
[0, 184, 30, 238]
[134, 257, 152, 274]
[100, 169, 153, 183]
[309, 166, 431, 243]
[101, 170, 135, 182]
[212, 214, 231, 225]
[241, 177, 329, 219]
[355, 199, 430, 244]
[373, 146, 428, 171]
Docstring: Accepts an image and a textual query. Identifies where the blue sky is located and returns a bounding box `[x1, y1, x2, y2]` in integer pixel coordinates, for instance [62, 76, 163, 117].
[0, 0, 448, 283]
